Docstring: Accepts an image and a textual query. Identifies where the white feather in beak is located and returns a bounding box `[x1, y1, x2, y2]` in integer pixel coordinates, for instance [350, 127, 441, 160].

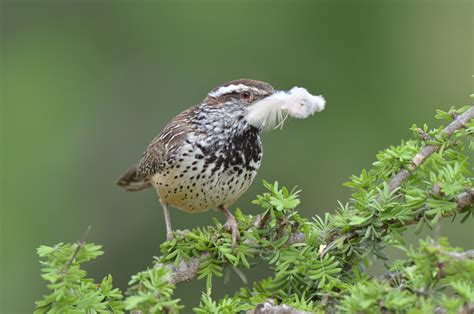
[244, 87, 326, 130]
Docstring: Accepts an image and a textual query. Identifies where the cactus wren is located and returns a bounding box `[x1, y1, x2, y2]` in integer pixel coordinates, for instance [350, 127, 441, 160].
[117, 79, 325, 244]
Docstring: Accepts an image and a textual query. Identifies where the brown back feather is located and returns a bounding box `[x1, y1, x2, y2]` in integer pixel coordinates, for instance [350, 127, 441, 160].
[117, 106, 198, 191]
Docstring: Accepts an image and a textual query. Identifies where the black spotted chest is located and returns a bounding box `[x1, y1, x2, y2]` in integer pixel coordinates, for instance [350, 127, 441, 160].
[206, 127, 262, 175]
[153, 127, 263, 212]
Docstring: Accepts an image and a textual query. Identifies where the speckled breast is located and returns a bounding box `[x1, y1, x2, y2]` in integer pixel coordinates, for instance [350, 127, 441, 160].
[152, 126, 262, 212]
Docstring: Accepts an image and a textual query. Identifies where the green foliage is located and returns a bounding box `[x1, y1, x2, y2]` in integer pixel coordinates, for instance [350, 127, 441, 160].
[124, 267, 183, 313]
[252, 180, 301, 217]
[35, 107, 473, 313]
[159, 209, 257, 292]
[193, 290, 247, 314]
[338, 237, 474, 313]
[338, 281, 416, 313]
[35, 242, 124, 313]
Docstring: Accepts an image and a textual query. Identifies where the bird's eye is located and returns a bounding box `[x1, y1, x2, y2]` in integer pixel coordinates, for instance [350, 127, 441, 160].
[241, 91, 251, 99]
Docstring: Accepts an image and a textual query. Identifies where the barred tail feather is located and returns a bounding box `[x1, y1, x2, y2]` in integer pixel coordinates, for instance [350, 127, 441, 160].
[116, 166, 151, 191]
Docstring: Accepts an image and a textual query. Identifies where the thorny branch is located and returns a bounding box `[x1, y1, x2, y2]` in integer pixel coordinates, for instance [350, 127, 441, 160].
[248, 300, 312, 314]
[162, 188, 473, 285]
[387, 106, 474, 192]
[441, 249, 474, 260]
[320, 106, 474, 257]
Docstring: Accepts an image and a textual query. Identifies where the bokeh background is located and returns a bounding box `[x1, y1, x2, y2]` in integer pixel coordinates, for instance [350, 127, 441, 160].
[1, 0, 473, 312]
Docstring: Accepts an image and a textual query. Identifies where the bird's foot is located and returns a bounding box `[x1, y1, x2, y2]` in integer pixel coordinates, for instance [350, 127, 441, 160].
[166, 231, 174, 241]
[223, 216, 240, 248]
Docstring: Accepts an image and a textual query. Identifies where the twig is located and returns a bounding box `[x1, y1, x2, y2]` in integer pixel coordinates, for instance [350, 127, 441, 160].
[159, 230, 306, 285]
[415, 128, 433, 142]
[159, 253, 209, 285]
[455, 189, 474, 210]
[441, 249, 474, 260]
[398, 189, 473, 228]
[320, 188, 474, 257]
[388, 106, 474, 192]
[60, 225, 91, 275]
[248, 299, 312, 314]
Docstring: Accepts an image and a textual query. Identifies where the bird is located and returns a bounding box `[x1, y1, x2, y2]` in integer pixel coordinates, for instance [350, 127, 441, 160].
[116, 79, 325, 245]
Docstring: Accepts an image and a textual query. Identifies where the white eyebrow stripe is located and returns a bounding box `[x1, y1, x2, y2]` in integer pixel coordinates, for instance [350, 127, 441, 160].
[208, 84, 266, 98]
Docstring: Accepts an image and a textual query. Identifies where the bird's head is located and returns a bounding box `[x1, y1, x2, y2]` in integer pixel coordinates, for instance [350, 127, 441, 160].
[204, 78, 326, 131]
[205, 79, 275, 107]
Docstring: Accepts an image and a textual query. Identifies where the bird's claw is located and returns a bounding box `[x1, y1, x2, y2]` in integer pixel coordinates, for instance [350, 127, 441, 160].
[223, 217, 240, 248]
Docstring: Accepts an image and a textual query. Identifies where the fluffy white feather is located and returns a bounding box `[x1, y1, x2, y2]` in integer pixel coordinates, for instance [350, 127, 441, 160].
[244, 87, 325, 130]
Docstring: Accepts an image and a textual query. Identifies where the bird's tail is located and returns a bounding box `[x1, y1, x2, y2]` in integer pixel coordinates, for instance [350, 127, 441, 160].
[116, 165, 151, 191]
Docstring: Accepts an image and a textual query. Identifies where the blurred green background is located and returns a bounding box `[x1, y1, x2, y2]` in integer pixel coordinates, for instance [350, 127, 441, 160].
[1, 0, 473, 312]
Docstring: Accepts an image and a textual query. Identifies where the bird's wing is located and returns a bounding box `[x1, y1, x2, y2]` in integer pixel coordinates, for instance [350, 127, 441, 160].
[116, 105, 199, 191]
[137, 106, 198, 179]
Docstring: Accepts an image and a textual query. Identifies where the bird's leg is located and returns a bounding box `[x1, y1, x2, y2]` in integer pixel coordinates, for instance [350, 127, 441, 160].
[218, 205, 240, 247]
[159, 198, 174, 241]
